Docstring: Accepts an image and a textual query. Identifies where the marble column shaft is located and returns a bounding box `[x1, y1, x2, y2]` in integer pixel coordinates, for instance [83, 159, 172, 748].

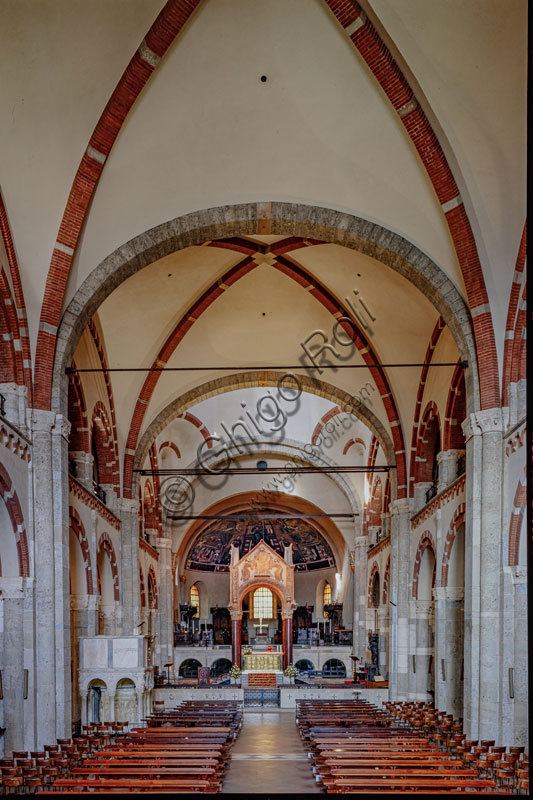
[462, 410, 503, 740]
[156, 538, 173, 668]
[433, 587, 464, 719]
[31, 410, 71, 745]
[389, 499, 411, 700]
[352, 535, 368, 663]
[119, 499, 140, 635]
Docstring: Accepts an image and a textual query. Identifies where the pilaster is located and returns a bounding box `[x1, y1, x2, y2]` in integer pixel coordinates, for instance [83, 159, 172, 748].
[119, 498, 140, 635]
[388, 498, 411, 699]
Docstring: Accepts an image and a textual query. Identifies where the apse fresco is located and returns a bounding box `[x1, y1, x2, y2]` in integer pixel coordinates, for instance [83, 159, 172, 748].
[186, 516, 336, 572]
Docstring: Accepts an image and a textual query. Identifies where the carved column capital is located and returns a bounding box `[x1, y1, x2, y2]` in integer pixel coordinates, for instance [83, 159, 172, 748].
[462, 408, 504, 440]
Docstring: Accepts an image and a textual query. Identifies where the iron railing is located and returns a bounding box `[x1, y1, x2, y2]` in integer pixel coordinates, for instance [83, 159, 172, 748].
[425, 482, 438, 504]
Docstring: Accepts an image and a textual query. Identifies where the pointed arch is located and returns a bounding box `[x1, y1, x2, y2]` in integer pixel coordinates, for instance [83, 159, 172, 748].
[412, 533, 436, 599]
[69, 507, 93, 594]
[97, 533, 120, 601]
[443, 364, 467, 451]
[0, 463, 30, 577]
[414, 402, 441, 486]
[508, 469, 527, 566]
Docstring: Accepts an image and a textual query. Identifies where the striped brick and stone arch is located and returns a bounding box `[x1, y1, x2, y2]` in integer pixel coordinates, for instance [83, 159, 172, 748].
[69, 507, 93, 594]
[0, 462, 30, 577]
[412, 533, 436, 599]
[51, 205, 479, 436]
[0, 269, 23, 387]
[369, 476, 383, 528]
[96, 533, 120, 602]
[322, 0, 498, 410]
[508, 468, 527, 566]
[118, 243, 408, 500]
[147, 566, 158, 610]
[67, 363, 89, 453]
[0, 192, 32, 401]
[158, 440, 181, 459]
[143, 480, 157, 530]
[35, 4, 489, 418]
[91, 402, 119, 489]
[441, 504, 465, 587]
[87, 319, 120, 484]
[383, 474, 390, 514]
[443, 364, 467, 451]
[414, 402, 441, 486]
[502, 223, 526, 406]
[343, 437, 365, 456]
[312, 406, 354, 446]
[367, 561, 380, 608]
[382, 555, 390, 605]
[409, 317, 446, 497]
[139, 565, 146, 608]
[134, 371, 397, 506]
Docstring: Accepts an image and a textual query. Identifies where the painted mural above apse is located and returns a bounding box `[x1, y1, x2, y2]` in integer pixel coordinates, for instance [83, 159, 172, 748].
[185, 515, 336, 573]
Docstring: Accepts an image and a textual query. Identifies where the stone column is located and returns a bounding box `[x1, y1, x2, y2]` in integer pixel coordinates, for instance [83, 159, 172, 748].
[69, 451, 93, 489]
[437, 449, 465, 492]
[377, 606, 388, 679]
[231, 615, 242, 667]
[0, 578, 28, 752]
[409, 600, 433, 701]
[119, 499, 140, 635]
[388, 499, 411, 700]
[462, 409, 503, 740]
[413, 482, 433, 513]
[31, 409, 72, 745]
[433, 587, 464, 718]
[282, 615, 293, 669]
[80, 690, 88, 727]
[352, 535, 368, 663]
[156, 538, 173, 670]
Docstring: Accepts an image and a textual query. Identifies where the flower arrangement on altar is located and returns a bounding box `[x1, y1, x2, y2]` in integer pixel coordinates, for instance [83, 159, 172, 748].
[243, 646, 252, 655]
[229, 663, 241, 680]
[266, 645, 273, 652]
[284, 663, 297, 678]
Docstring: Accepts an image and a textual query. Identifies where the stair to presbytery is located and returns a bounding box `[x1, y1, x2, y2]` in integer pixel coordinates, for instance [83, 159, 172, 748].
[246, 672, 278, 688]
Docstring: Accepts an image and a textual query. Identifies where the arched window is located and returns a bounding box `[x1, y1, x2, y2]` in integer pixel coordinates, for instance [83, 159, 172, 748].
[323, 582, 332, 607]
[253, 587, 273, 619]
[190, 584, 200, 613]
[371, 571, 380, 608]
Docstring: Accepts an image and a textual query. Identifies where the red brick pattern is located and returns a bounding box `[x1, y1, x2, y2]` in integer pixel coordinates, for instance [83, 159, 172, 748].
[91, 401, 119, 489]
[323, 0, 499, 410]
[442, 363, 466, 451]
[0, 421, 31, 463]
[159, 440, 181, 459]
[0, 269, 22, 386]
[342, 437, 366, 456]
[0, 462, 30, 576]
[508, 469, 526, 566]
[68, 362, 89, 453]
[412, 532, 436, 599]
[33, 0, 202, 410]
[87, 320, 120, 488]
[69, 507, 94, 594]
[97, 532, 120, 601]
[440, 503, 465, 587]
[0, 190, 32, 401]
[369, 476, 383, 527]
[502, 223, 526, 405]
[505, 424, 526, 457]
[143, 479, 157, 530]
[368, 560, 380, 607]
[409, 318, 445, 496]
[413, 402, 441, 485]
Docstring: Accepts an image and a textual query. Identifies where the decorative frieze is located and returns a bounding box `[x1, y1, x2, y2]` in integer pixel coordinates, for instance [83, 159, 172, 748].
[0, 419, 31, 462]
[69, 475, 120, 530]
[505, 424, 526, 456]
[139, 538, 159, 560]
[367, 535, 391, 559]
[411, 474, 465, 528]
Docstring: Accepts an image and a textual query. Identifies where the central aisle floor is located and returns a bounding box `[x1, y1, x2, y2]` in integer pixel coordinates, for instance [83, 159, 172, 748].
[223, 709, 320, 794]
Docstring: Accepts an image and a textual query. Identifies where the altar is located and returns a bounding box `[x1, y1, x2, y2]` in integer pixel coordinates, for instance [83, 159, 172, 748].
[243, 651, 283, 671]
